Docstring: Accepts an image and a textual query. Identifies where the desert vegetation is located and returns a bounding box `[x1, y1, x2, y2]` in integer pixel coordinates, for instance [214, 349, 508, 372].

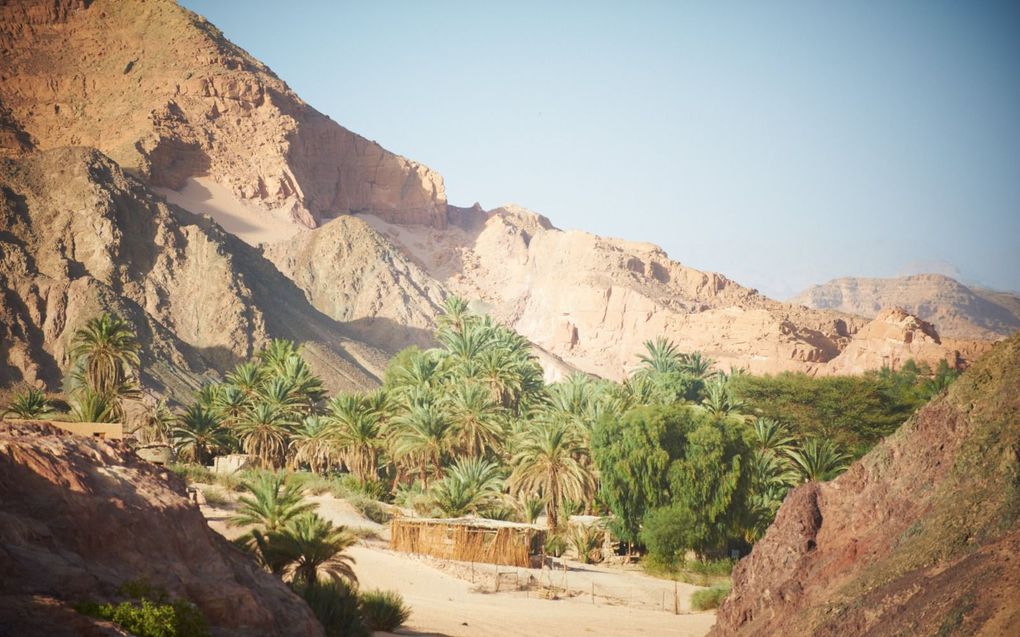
[4, 300, 953, 578]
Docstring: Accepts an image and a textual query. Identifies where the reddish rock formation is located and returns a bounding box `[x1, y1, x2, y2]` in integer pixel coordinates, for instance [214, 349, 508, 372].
[710, 334, 1020, 637]
[0, 420, 324, 636]
[0, 0, 446, 227]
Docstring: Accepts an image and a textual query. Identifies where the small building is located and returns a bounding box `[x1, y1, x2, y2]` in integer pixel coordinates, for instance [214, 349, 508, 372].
[390, 517, 546, 568]
[213, 453, 254, 474]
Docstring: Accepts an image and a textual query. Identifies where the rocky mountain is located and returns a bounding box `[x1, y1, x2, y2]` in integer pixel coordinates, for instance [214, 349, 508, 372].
[791, 273, 1020, 341]
[710, 333, 1020, 636]
[0, 0, 990, 395]
[0, 420, 325, 636]
[0, 0, 445, 228]
[0, 146, 385, 395]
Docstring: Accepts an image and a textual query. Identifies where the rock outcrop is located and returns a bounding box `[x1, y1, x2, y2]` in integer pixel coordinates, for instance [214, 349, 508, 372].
[710, 334, 1020, 637]
[0, 420, 325, 636]
[0, 0, 446, 227]
[364, 208, 979, 379]
[791, 274, 1020, 341]
[0, 146, 386, 395]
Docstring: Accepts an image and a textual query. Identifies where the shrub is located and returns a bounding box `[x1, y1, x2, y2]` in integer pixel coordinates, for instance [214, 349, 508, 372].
[691, 582, 731, 611]
[75, 581, 209, 637]
[293, 579, 368, 637]
[359, 589, 411, 632]
[347, 494, 392, 524]
[688, 558, 735, 578]
[199, 486, 231, 507]
[545, 534, 567, 558]
[168, 463, 214, 484]
[568, 525, 603, 564]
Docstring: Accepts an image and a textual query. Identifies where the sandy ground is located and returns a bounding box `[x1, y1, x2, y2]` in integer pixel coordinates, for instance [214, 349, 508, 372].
[197, 488, 715, 637]
[155, 176, 303, 245]
[352, 544, 716, 637]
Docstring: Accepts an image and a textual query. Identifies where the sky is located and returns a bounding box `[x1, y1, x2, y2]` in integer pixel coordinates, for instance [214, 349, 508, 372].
[183, 0, 1020, 298]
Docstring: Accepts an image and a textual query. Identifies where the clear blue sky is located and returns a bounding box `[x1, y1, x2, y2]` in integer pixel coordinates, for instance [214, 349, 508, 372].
[183, 0, 1020, 298]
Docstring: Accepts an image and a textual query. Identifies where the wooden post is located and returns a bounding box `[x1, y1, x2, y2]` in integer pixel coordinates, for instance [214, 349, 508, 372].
[591, 581, 595, 605]
[673, 579, 679, 615]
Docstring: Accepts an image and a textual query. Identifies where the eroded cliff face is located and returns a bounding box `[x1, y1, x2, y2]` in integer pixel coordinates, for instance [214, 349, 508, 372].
[791, 274, 1020, 341]
[0, 146, 385, 394]
[0, 420, 325, 637]
[363, 208, 903, 379]
[0, 0, 446, 227]
[709, 335, 1020, 637]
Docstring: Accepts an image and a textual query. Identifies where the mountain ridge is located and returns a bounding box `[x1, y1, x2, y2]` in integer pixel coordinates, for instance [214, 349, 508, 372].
[791, 273, 1020, 341]
[0, 0, 994, 395]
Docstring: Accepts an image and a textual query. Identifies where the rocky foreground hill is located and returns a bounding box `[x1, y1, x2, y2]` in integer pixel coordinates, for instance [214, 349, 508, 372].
[791, 274, 1020, 341]
[0, 420, 324, 636]
[0, 0, 993, 393]
[710, 333, 1020, 636]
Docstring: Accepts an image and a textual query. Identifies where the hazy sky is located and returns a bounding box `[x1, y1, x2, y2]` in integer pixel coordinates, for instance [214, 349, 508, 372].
[183, 1, 1020, 298]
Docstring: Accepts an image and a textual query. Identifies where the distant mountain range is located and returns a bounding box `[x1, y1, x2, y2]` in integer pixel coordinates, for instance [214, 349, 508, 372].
[791, 274, 1020, 341]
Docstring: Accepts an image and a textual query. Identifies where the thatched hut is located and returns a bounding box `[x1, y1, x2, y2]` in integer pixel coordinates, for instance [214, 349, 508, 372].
[390, 517, 546, 568]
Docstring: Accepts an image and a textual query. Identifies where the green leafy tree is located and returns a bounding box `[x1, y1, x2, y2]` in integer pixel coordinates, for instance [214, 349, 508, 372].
[591, 405, 688, 544]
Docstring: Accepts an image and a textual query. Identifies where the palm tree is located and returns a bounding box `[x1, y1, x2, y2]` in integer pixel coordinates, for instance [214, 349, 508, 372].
[3, 387, 53, 419]
[752, 418, 796, 454]
[429, 457, 505, 517]
[328, 394, 382, 482]
[227, 362, 265, 399]
[637, 337, 683, 374]
[69, 387, 117, 423]
[259, 339, 301, 373]
[701, 378, 745, 417]
[786, 438, 850, 483]
[172, 403, 231, 465]
[278, 354, 326, 411]
[69, 313, 141, 395]
[681, 352, 716, 379]
[509, 420, 592, 531]
[390, 403, 454, 488]
[436, 295, 472, 332]
[234, 402, 294, 469]
[444, 383, 504, 459]
[290, 415, 337, 474]
[231, 471, 316, 531]
[134, 398, 176, 445]
[215, 385, 250, 427]
[266, 513, 358, 585]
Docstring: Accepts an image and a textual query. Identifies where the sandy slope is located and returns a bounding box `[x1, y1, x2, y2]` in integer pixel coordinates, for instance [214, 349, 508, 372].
[156, 176, 303, 245]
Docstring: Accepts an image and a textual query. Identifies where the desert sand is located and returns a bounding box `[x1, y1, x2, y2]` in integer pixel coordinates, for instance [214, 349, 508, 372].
[199, 490, 715, 637]
[156, 176, 303, 246]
